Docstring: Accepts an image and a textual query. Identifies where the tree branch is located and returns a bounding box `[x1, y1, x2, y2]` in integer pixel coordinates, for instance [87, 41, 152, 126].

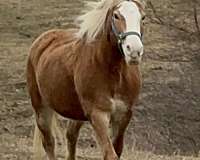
[147, 1, 190, 33]
[147, 1, 164, 25]
[0, 81, 26, 88]
[193, 4, 200, 37]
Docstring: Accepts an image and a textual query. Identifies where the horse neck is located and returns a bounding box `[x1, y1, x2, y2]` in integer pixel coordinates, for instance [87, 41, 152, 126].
[96, 35, 140, 83]
[96, 35, 125, 73]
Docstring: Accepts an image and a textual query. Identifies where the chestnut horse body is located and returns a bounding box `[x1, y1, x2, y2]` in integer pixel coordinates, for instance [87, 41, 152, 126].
[27, 0, 145, 160]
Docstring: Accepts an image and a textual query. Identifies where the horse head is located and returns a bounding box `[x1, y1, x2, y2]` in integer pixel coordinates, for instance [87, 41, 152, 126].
[105, 0, 146, 65]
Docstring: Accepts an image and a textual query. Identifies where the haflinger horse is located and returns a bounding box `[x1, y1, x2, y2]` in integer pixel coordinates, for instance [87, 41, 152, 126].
[26, 0, 145, 160]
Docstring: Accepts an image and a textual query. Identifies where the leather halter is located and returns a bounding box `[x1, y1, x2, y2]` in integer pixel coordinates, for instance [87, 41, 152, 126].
[111, 16, 143, 55]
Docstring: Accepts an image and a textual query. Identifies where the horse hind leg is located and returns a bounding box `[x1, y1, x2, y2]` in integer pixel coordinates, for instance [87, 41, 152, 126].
[27, 60, 56, 160]
[34, 106, 56, 160]
[66, 120, 83, 160]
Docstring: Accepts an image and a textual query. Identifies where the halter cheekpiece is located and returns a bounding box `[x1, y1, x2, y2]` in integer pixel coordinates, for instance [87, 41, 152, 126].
[111, 16, 143, 55]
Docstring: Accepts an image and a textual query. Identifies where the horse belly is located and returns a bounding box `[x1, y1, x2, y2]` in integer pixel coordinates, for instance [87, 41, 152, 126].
[46, 85, 86, 120]
[37, 72, 87, 121]
[52, 89, 87, 121]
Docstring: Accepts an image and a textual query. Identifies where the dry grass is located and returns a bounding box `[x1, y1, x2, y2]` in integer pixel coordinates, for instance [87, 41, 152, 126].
[122, 151, 200, 160]
[56, 143, 200, 160]
[76, 150, 200, 160]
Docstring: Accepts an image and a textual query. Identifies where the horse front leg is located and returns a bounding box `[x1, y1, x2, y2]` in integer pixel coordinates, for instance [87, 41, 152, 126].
[111, 110, 132, 158]
[89, 108, 118, 160]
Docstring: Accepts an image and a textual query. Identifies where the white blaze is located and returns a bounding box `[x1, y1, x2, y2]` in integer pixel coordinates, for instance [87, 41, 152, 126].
[118, 1, 143, 63]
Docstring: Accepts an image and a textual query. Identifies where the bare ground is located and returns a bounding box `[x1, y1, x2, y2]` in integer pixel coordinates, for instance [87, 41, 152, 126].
[0, 0, 200, 159]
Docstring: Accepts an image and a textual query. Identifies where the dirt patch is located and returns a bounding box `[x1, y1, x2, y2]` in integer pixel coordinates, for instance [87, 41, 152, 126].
[0, 0, 199, 159]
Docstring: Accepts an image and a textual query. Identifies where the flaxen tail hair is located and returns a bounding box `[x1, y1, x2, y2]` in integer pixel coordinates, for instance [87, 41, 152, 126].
[33, 113, 64, 160]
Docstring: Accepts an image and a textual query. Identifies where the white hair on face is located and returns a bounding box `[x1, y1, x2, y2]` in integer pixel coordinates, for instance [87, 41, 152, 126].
[75, 0, 123, 42]
[114, 0, 144, 64]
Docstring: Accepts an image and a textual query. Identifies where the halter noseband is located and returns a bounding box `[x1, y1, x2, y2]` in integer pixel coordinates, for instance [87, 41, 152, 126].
[111, 17, 143, 55]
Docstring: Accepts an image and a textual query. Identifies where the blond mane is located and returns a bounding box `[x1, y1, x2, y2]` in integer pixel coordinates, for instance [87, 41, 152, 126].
[76, 0, 123, 42]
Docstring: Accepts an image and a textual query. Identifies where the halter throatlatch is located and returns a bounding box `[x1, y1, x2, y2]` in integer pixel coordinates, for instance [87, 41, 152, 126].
[111, 17, 143, 55]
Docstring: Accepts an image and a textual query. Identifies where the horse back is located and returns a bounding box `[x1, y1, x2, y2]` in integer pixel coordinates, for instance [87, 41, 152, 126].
[28, 29, 78, 68]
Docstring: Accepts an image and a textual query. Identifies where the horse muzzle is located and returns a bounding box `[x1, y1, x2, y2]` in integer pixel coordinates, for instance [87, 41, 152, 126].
[126, 54, 142, 65]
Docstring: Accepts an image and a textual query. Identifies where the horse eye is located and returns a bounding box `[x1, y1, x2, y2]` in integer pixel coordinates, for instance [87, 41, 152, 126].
[114, 13, 120, 20]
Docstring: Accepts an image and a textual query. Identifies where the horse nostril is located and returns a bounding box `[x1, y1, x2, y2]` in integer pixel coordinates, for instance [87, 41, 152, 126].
[137, 51, 140, 56]
[126, 45, 131, 51]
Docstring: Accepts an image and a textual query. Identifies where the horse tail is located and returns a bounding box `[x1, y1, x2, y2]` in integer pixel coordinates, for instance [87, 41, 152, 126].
[33, 121, 45, 160]
[33, 111, 65, 160]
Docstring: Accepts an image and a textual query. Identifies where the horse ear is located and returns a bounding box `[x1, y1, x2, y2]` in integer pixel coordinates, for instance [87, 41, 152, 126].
[104, 8, 113, 41]
[133, 0, 146, 17]
[133, 0, 146, 10]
